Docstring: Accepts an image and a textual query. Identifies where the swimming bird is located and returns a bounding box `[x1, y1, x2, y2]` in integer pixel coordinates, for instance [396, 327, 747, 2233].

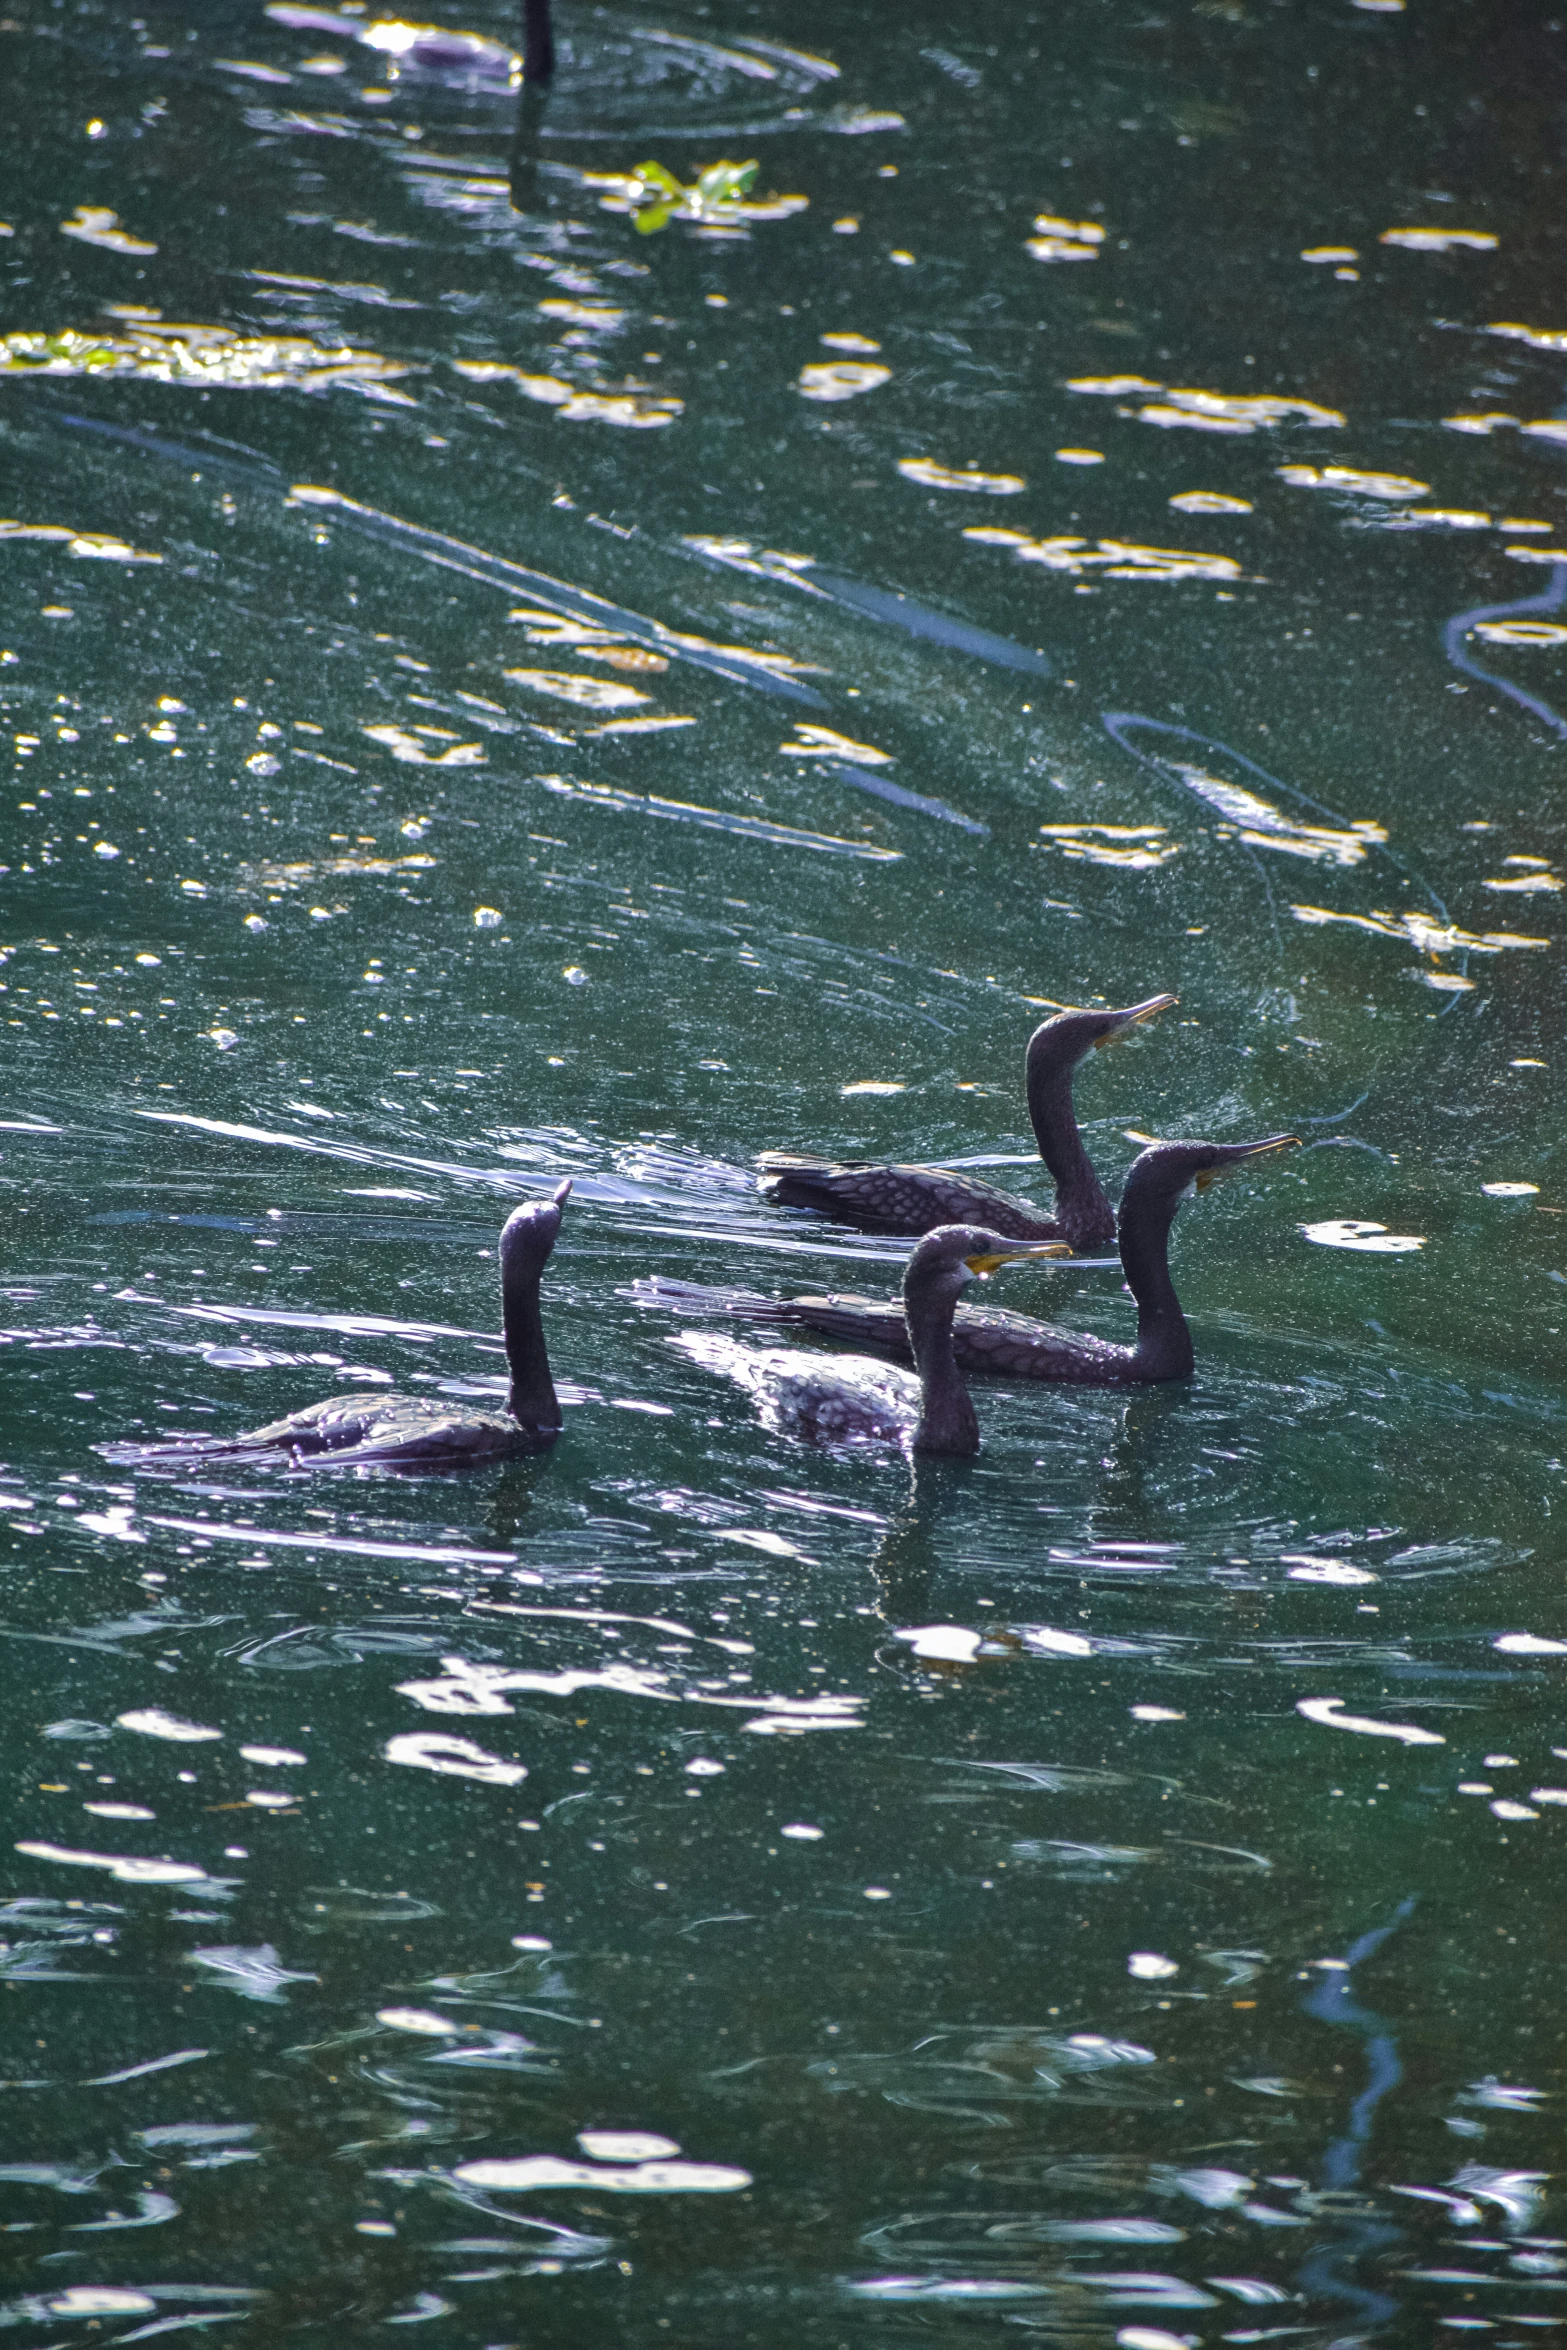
[103, 1184, 573, 1470]
[650, 1138, 1298, 1385]
[756, 995, 1176, 1248]
[670, 1225, 1068, 1457]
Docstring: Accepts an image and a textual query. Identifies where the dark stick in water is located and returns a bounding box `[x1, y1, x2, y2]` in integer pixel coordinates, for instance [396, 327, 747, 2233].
[522, 0, 553, 80]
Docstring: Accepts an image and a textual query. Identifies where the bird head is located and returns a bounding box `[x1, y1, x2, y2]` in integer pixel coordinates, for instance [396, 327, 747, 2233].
[499, 1178, 572, 1275]
[904, 1223, 1071, 1304]
[1026, 993, 1178, 1071]
[1123, 1134, 1302, 1215]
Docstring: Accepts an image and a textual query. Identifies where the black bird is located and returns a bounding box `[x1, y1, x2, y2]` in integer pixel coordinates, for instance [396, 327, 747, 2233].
[757, 994, 1176, 1248]
[650, 1138, 1298, 1386]
[670, 1225, 1067, 1457]
[104, 1183, 573, 1470]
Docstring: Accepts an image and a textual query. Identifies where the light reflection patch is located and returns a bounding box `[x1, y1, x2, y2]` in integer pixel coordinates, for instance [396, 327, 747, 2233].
[1277, 463, 1428, 500]
[60, 206, 157, 254]
[503, 669, 652, 712]
[1381, 225, 1498, 251]
[967, 529, 1241, 582]
[0, 521, 162, 563]
[0, 323, 414, 398]
[452, 359, 681, 427]
[1299, 1220, 1424, 1254]
[780, 723, 893, 764]
[797, 360, 892, 401]
[14, 1840, 212, 1884]
[1281, 1556, 1378, 1584]
[454, 2153, 751, 2193]
[1296, 1699, 1442, 1744]
[1472, 619, 1567, 645]
[1169, 490, 1252, 513]
[117, 1707, 223, 1742]
[1040, 824, 1179, 871]
[896, 458, 1025, 494]
[1290, 904, 1549, 957]
[384, 1731, 526, 1785]
[1079, 384, 1346, 433]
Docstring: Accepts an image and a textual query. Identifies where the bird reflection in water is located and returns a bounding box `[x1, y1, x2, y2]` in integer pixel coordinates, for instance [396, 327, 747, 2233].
[866, 1459, 956, 1628]
[1092, 1380, 1191, 1523]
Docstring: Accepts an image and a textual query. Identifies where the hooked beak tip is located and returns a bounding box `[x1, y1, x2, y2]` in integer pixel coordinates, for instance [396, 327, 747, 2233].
[1094, 992, 1178, 1047]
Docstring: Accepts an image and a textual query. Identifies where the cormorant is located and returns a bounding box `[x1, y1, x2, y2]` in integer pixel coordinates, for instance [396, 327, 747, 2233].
[670, 1225, 1068, 1456]
[104, 1183, 573, 1470]
[756, 994, 1176, 1248]
[649, 1138, 1298, 1385]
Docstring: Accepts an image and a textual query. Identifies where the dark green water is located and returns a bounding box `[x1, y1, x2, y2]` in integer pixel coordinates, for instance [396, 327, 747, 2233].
[1, 0, 1565, 2340]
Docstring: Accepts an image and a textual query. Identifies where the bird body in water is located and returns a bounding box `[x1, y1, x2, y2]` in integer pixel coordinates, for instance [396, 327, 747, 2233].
[757, 995, 1175, 1248]
[650, 1139, 1298, 1386]
[671, 1225, 1067, 1456]
[103, 1184, 572, 1471]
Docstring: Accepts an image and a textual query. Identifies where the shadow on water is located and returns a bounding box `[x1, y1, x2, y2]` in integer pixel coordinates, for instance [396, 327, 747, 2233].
[1297, 1898, 1418, 2337]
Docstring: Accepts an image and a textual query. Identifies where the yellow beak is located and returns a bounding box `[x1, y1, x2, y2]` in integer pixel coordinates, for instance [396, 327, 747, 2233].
[964, 1242, 1073, 1274]
[1092, 991, 1179, 1048]
[1193, 1134, 1303, 1191]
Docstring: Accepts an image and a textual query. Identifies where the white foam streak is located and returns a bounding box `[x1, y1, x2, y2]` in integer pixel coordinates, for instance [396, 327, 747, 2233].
[398, 1655, 863, 1731]
[15, 1840, 214, 1884]
[145, 1515, 515, 1568]
[1296, 1697, 1444, 1744]
[455, 2154, 750, 2193]
[134, 1107, 537, 1195]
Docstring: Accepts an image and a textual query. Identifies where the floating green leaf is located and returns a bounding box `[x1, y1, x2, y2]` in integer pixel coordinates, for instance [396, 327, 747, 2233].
[583, 158, 804, 238]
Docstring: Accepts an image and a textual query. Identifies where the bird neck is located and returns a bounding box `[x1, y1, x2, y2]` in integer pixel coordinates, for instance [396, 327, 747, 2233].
[1026, 1038, 1108, 1229]
[502, 1255, 560, 1431]
[904, 1275, 980, 1457]
[1118, 1181, 1193, 1380]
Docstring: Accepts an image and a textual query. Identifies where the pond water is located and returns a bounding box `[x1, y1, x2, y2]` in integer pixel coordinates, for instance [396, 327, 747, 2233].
[1, 0, 1565, 2340]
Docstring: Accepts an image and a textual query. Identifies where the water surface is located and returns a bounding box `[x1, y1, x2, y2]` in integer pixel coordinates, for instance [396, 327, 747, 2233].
[1, 0, 1565, 2341]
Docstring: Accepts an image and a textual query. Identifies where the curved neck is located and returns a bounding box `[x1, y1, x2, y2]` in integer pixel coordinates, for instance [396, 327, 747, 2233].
[1118, 1180, 1193, 1380]
[903, 1273, 979, 1456]
[1025, 1035, 1108, 1226]
[502, 1253, 560, 1430]
[521, 0, 553, 80]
